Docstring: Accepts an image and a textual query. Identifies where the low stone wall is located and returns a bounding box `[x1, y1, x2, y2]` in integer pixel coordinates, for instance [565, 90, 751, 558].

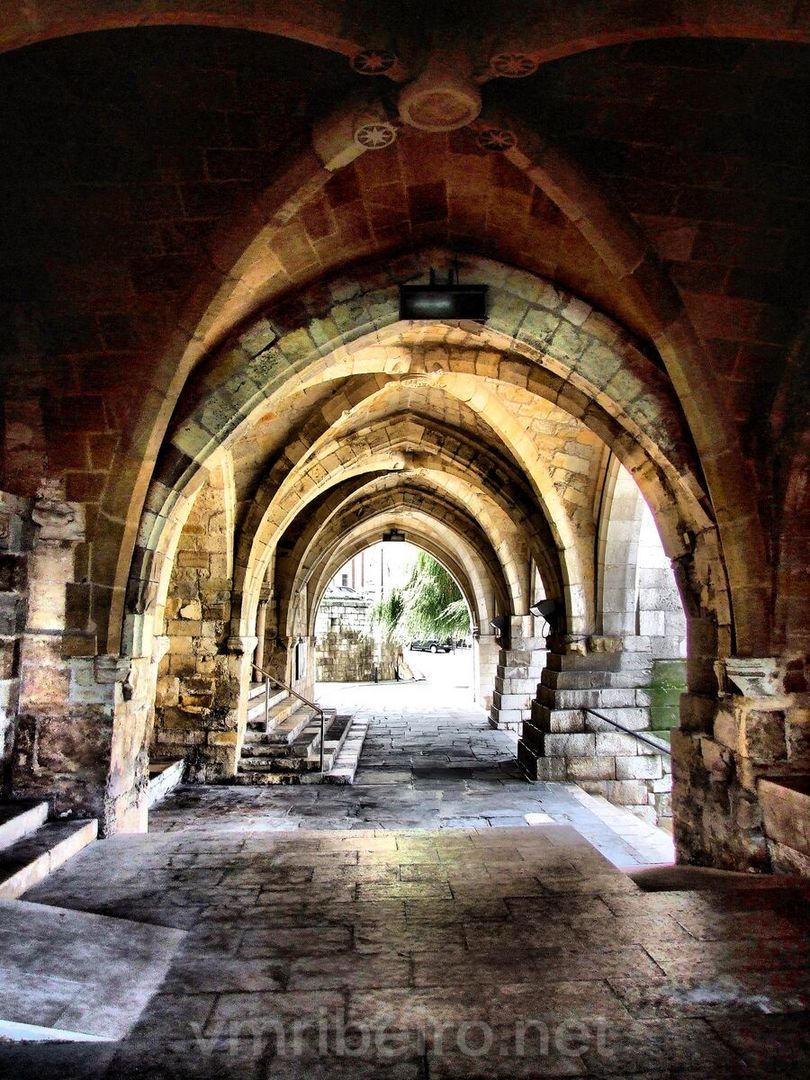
[315, 632, 399, 682]
[672, 657, 810, 873]
[758, 777, 810, 875]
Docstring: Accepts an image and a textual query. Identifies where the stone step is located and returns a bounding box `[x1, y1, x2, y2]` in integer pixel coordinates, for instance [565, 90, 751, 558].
[246, 694, 300, 733]
[247, 696, 292, 725]
[258, 704, 321, 745]
[0, 800, 48, 852]
[238, 708, 337, 772]
[236, 711, 361, 784]
[0, 898, 185, 1041]
[538, 685, 651, 710]
[545, 651, 651, 673]
[541, 668, 651, 691]
[319, 712, 354, 767]
[239, 754, 332, 773]
[248, 683, 286, 706]
[322, 717, 370, 785]
[0, 819, 98, 899]
[494, 677, 541, 695]
[147, 759, 185, 808]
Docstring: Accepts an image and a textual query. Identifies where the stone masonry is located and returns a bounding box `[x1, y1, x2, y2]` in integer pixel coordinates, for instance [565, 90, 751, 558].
[519, 635, 674, 827]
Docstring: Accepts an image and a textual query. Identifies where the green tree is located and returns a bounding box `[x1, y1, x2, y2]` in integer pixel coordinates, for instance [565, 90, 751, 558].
[370, 587, 404, 640]
[372, 552, 471, 641]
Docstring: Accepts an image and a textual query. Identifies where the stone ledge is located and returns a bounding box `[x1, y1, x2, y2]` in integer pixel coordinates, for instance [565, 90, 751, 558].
[759, 776, 810, 859]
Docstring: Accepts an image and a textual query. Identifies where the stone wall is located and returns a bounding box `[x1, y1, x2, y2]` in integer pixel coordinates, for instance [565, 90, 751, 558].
[8, 482, 150, 830]
[152, 483, 243, 781]
[673, 657, 810, 872]
[315, 632, 399, 683]
[519, 636, 675, 827]
[489, 616, 546, 731]
[0, 492, 32, 790]
[314, 591, 371, 636]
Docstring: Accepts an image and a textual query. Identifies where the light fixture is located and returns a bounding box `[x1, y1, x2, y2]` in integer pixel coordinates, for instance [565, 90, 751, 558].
[529, 598, 557, 631]
[399, 264, 487, 322]
[382, 528, 406, 542]
[489, 614, 510, 648]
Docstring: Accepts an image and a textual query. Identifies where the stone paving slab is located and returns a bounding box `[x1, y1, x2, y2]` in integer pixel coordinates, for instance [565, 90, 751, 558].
[5, 689, 809, 1076]
[9, 823, 809, 1078]
[0, 899, 185, 1041]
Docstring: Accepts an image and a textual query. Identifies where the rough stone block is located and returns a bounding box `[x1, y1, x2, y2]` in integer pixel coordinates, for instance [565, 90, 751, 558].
[519, 721, 544, 754]
[759, 778, 810, 858]
[615, 755, 663, 780]
[603, 780, 648, 805]
[525, 753, 567, 781]
[567, 756, 615, 781]
[787, 709, 810, 763]
[741, 709, 787, 764]
[593, 731, 639, 756]
[544, 732, 596, 757]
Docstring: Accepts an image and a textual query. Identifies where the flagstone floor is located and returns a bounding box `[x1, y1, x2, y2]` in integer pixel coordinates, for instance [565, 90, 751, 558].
[150, 682, 675, 868]
[3, 685, 809, 1079]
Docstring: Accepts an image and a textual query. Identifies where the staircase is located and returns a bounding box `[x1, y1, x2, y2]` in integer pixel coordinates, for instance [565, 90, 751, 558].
[0, 800, 97, 899]
[234, 682, 365, 784]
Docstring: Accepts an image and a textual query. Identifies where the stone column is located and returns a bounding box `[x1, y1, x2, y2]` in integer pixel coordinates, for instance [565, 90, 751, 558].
[254, 600, 268, 672]
[11, 483, 167, 833]
[0, 492, 32, 792]
[12, 484, 111, 820]
[672, 657, 810, 873]
[518, 634, 672, 826]
[173, 634, 256, 783]
[476, 633, 499, 710]
[489, 616, 546, 732]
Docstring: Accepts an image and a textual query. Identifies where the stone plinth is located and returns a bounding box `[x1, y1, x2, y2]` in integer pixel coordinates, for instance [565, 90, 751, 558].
[759, 776, 810, 874]
[488, 616, 546, 731]
[518, 637, 673, 826]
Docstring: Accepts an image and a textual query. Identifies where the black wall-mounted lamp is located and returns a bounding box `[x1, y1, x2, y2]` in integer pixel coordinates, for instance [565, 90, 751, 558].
[489, 614, 510, 649]
[529, 598, 558, 634]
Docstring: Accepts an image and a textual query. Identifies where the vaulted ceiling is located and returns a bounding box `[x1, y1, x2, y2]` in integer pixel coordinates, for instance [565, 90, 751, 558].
[0, 3, 807, 655]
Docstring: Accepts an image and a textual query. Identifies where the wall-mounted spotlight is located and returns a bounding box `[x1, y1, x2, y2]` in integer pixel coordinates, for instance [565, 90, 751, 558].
[529, 598, 558, 633]
[489, 614, 510, 649]
[382, 528, 406, 542]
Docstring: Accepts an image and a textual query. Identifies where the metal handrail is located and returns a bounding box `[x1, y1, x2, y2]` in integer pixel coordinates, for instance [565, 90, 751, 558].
[583, 707, 672, 756]
[251, 663, 326, 772]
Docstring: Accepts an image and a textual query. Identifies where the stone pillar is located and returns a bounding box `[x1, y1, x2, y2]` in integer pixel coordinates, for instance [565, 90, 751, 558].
[0, 492, 32, 792]
[12, 484, 125, 824]
[289, 634, 316, 701]
[489, 616, 546, 732]
[476, 633, 499, 710]
[672, 657, 810, 873]
[8, 483, 169, 834]
[254, 600, 268, 672]
[159, 634, 256, 784]
[518, 634, 672, 826]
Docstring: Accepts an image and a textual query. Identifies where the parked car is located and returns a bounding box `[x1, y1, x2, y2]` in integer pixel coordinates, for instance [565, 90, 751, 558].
[409, 639, 452, 653]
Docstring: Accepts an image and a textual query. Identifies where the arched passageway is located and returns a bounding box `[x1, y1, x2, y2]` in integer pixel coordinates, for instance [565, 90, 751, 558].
[1, 15, 807, 883]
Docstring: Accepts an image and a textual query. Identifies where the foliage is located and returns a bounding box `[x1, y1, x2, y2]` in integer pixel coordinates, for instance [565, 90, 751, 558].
[372, 552, 471, 641]
[370, 587, 405, 640]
